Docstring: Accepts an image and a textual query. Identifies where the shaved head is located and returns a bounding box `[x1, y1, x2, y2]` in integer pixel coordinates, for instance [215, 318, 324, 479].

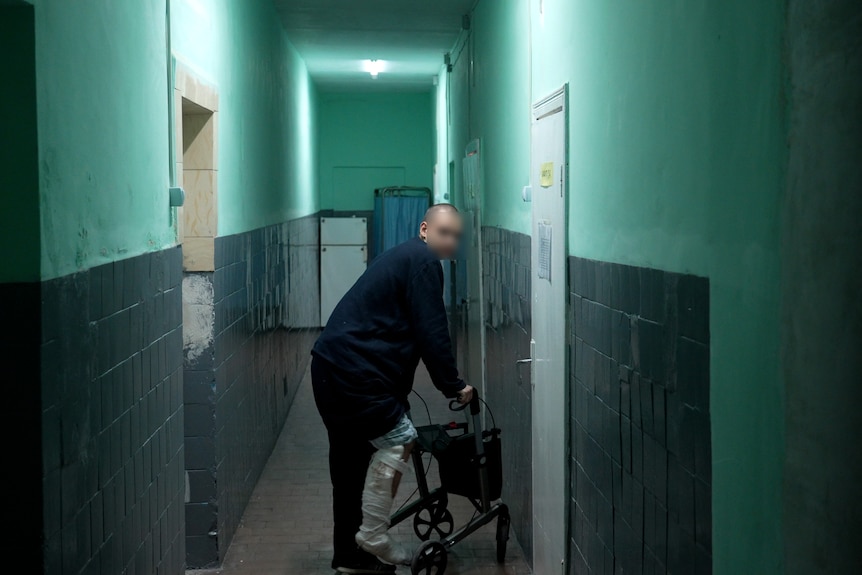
[419, 203, 463, 259]
[423, 203, 459, 223]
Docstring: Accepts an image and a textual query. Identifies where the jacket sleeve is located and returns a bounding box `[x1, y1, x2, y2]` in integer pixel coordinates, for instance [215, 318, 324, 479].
[407, 261, 467, 398]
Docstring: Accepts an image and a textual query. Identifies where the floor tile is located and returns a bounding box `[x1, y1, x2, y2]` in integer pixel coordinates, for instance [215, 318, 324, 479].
[188, 364, 532, 575]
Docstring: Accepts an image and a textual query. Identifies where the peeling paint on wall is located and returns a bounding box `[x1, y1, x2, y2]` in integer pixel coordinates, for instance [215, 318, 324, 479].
[183, 273, 214, 364]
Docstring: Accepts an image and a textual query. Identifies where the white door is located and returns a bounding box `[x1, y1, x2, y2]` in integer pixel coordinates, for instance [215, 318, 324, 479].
[320, 245, 367, 325]
[531, 86, 569, 574]
[462, 140, 487, 399]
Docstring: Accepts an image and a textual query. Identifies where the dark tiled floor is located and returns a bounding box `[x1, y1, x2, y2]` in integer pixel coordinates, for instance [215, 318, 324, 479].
[189, 365, 532, 575]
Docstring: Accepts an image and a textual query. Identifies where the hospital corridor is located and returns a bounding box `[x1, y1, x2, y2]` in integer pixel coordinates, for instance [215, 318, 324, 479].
[1, 1, 860, 574]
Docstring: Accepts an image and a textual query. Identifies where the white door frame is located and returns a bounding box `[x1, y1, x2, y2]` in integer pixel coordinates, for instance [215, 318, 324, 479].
[463, 139, 488, 400]
[530, 84, 570, 575]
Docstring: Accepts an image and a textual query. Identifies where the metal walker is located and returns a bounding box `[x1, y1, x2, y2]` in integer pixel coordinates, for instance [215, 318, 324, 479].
[391, 391, 510, 575]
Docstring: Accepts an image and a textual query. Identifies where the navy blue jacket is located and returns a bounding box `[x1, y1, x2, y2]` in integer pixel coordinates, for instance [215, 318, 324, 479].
[312, 237, 466, 438]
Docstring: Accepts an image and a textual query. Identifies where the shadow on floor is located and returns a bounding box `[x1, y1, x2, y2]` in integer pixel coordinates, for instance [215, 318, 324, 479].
[188, 364, 532, 575]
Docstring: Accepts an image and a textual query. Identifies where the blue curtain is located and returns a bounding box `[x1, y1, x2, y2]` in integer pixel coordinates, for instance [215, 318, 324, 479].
[373, 195, 384, 258]
[373, 195, 429, 258]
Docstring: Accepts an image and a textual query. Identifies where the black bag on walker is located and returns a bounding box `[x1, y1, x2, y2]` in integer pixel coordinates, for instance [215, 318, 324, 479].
[434, 431, 503, 501]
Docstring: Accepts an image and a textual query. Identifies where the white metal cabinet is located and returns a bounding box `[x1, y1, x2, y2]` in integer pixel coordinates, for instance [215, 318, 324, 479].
[320, 218, 368, 326]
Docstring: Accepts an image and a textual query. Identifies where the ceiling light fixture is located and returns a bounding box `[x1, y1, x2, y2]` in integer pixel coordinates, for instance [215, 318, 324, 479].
[364, 59, 384, 79]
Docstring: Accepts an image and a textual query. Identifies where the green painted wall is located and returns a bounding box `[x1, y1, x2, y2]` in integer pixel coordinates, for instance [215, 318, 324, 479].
[172, 0, 318, 236]
[33, 0, 175, 279]
[444, 0, 787, 571]
[28, 0, 317, 279]
[0, 5, 40, 283]
[436, 0, 531, 229]
[468, 0, 532, 233]
[319, 92, 433, 211]
[444, 45, 470, 212]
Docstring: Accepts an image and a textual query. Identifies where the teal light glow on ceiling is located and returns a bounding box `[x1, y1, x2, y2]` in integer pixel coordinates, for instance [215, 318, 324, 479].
[274, 0, 475, 92]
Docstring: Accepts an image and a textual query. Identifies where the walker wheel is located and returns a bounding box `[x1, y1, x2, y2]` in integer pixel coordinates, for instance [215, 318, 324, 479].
[411, 540, 448, 575]
[413, 500, 454, 541]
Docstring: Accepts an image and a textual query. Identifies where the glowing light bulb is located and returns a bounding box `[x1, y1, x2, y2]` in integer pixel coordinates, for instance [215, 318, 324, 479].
[364, 59, 384, 79]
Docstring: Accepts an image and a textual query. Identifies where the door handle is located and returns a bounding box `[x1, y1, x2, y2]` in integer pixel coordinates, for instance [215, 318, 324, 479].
[516, 358, 530, 385]
[529, 339, 537, 388]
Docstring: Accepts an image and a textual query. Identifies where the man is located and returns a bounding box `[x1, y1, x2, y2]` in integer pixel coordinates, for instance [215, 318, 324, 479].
[311, 204, 473, 574]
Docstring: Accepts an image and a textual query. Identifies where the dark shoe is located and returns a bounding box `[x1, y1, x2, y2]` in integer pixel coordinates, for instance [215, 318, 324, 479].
[335, 556, 398, 574]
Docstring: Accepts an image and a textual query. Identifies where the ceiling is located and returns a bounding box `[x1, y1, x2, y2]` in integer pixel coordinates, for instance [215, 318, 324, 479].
[274, 0, 475, 92]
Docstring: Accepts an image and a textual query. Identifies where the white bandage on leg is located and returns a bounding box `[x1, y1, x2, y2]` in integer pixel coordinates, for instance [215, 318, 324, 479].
[374, 445, 411, 475]
[355, 445, 413, 565]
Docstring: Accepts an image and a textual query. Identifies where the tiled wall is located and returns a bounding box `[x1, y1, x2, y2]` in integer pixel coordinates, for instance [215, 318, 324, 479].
[40, 248, 186, 575]
[481, 226, 533, 562]
[288, 216, 322, 329]
[184, 215, 321, 567]
[569, 256, 711, 575]
[182, 263, 217, 568]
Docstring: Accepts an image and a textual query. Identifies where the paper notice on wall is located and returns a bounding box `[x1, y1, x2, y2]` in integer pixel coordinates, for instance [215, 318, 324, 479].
[540, 162, 554, 188]
[538, 221, 552, 281]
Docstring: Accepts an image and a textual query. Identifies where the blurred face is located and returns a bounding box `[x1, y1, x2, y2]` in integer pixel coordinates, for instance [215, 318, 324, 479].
[420, 210, 463, 259]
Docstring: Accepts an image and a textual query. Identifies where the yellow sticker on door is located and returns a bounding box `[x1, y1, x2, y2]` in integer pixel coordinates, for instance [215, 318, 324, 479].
[540, 162, 554, 187]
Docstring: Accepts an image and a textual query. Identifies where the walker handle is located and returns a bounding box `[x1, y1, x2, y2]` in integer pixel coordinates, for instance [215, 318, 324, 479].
[448, 399, 467, 412]
[448, 388, 480, 415]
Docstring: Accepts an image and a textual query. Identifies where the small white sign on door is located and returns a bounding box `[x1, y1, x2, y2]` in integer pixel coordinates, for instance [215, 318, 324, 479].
[538, 221, 552, 281]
